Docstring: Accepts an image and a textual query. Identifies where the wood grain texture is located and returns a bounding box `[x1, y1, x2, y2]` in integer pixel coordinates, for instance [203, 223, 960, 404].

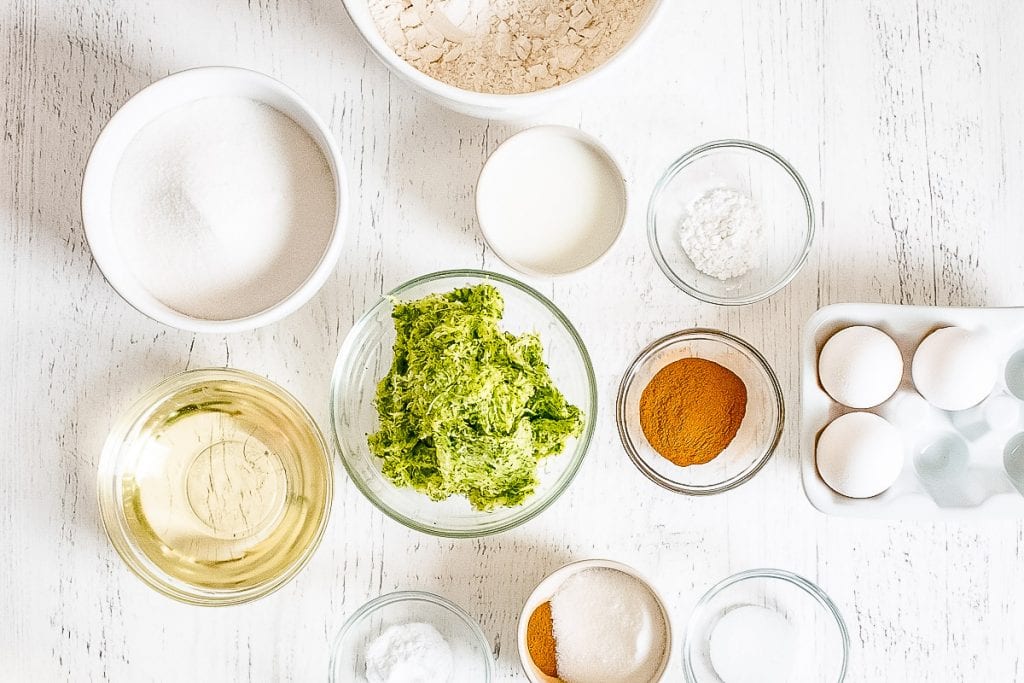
[2, 0, 1023, 680]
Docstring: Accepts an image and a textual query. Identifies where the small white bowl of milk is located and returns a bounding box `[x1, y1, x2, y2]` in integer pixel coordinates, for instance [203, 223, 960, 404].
[82, 66, 347, 333]
[475, 126, 628, 277]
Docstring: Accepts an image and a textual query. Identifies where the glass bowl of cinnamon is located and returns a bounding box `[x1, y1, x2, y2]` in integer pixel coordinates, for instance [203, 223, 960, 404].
[616, 329, 784, 495]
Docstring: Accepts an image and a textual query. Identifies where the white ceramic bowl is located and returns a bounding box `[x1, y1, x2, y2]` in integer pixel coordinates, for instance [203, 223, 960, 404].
[517, 559, 673, 682]
[476, 125, 628, 277]
[340, 0, 670, 119]
[81, 66, 348, 334]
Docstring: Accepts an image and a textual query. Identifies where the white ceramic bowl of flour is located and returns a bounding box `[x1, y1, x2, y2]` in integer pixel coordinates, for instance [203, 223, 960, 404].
[82, 67, 347, 333]
[340, 0, 669, 119]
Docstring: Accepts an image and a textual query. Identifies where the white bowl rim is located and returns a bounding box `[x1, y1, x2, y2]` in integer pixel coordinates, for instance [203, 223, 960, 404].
[516, 558, 674, 683]
[474, 125, 629, 278]
[80, 65, 349, 334]
[339, 0, 671, 112]
[646, 138, 816, 306]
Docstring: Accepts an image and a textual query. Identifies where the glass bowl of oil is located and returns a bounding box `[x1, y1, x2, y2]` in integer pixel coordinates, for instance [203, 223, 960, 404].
[97, 368, 333, 605]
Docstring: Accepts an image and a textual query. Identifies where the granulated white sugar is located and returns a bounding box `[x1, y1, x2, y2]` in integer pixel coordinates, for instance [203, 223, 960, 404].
[111, 96, 336, 321]
[369, 0, 652, 94]
[549, 568, 666, 683]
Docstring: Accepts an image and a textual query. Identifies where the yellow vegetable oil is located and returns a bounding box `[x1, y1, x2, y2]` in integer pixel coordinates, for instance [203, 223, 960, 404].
[108, 371, 330, 596]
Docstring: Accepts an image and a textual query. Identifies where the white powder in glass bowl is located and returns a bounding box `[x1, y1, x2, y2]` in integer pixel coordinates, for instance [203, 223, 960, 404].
[364, 622, 454, 683]
[679, 188, 767, 281]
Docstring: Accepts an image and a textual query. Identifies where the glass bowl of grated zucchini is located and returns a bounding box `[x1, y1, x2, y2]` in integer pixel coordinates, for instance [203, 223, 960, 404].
[330, 269, 597, 537]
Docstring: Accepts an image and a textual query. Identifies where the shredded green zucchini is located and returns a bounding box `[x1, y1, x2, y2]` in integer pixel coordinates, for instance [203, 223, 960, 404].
[368, 284, 584, 511]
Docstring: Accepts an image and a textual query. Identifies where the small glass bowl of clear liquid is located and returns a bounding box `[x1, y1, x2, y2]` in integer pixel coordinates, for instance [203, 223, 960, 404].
[97, 368, 332, 605]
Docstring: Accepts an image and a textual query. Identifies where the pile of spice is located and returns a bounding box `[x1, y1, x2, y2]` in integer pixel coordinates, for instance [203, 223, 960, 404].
[526, 601, 559, 678]
[368, 0, 652, 94]
[526, 568, 667, 683]
[679, 187, 767, 281]
[639, 357, 747, 467]
[364, 622, 454, 683]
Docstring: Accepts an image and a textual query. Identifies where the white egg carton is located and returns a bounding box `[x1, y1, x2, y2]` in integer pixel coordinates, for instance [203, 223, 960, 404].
[801, 303, 1024, 519]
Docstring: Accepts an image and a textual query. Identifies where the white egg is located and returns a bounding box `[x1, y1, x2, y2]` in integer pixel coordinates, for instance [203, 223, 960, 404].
[818, 326, 903, 409]
[816, 412, 904, 498]
[912, 327, 998, 411]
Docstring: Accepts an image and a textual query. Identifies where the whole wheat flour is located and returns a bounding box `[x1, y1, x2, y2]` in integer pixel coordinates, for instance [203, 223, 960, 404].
[369, 0, 651, 94]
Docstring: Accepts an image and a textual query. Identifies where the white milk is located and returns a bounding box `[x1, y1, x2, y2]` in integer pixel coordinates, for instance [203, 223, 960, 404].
[476, 126, 626, 275]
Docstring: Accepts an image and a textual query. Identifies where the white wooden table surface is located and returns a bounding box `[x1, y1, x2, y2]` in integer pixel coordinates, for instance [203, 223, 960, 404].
[3, 0, 1024, 680]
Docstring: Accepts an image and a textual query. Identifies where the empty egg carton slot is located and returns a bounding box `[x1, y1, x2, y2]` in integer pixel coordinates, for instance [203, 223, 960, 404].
[1004, 433, 1024, 495]
[1005, 348, 1024, 401]
[904, 353, 1024, 507]
[913, 433, 994, 508]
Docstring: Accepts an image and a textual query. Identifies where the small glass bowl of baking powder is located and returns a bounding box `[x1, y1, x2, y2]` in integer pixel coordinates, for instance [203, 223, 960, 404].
[329, 591, 495, 682]
[648, 140, 814, 305]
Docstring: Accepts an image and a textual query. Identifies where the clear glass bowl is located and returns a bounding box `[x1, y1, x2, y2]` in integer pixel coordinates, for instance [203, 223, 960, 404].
[648, 140, 814, 305]
[683, 569, 850, 682]
[616, 329, 784, 495]
[97, 368, 333, 606]
[330, 591, 495, 682]
[330, 269, 597, 537]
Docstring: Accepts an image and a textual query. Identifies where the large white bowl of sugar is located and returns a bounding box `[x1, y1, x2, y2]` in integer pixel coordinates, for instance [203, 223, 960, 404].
[340, 0, 669, 119]
[82, 66, 347, 334]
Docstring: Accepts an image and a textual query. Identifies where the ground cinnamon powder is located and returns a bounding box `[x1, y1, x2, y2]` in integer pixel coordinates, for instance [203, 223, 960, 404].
[639, 357, 747, 466]
[526, 601, 559, 678]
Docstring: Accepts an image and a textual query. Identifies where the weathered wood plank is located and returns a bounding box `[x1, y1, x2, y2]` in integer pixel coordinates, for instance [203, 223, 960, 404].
[1, 0, 1022, 680]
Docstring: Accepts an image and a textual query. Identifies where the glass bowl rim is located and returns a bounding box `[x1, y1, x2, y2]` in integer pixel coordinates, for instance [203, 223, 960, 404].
[615, 328, 785, 495]
[96, 367, 335, 606]
[329, 268, 598, 538]
[681, 567, 851, 683]
[328, 589, 496, 683]
[646, 138, 816, 306]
